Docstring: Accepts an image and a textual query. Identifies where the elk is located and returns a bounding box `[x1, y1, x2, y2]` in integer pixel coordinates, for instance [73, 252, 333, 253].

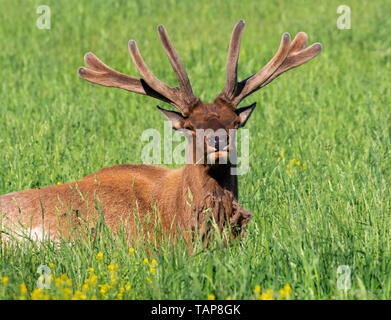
[0, 20, 321, 245]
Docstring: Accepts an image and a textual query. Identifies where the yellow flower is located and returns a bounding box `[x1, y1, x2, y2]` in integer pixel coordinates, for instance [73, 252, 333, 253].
[296, 160, 300, 166]
[63, 288, 72, 297]
[225, 296, 231, 300]
[146, 277, 152, 284]
[19, 283, 28, 295]
[66, 279, 72, 286]
[303, 162, 307, 168]
[151, 259, 157, 266]
[279, 284, 292, 298]
[19, 296, 26, 300]
[280, 151, 285, 157]
[129, 248, 135, 254]
[111, 279, 117, 285]
[31, 288, 43, 300]
[56, 181, 61, 185]
[126, 284, 131, 291]
[82, 284, 89, 292]
[2, 277, 9, 285]
[260, 289, 273, 300]
[277, 157, 281, 161]
[286, 164, 290, 168]
[120, 287, 125, 293]
[290, 158, 295, 164]
[254, 285, 261, 294]
[49, 263, 54, 268]
[207, 294, 215, 300]
[117, 293, 123, 300]
[97, 252, 103, 261]
[150, 267, 155, 275]
[88, 267, 94, 274]
[89, 275, 98, 285]
[143, 258, 149, 264]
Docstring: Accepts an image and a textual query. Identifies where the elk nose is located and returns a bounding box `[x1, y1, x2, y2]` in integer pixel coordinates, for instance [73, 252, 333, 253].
[207, 135, 228, 151]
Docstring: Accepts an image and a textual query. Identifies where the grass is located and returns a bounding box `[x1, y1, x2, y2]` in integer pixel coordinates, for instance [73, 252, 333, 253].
[0, 0, 391, 300]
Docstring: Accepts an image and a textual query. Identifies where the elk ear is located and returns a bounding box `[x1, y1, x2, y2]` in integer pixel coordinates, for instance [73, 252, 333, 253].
[157, 106, 185, 130]
[235, 102, 256, 128]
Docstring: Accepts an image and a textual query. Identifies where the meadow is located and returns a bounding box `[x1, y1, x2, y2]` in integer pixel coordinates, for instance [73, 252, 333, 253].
[0, 0, 390, 300]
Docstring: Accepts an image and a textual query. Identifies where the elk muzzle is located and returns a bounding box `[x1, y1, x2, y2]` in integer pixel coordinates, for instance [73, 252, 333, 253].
[205, 130, 230, 164]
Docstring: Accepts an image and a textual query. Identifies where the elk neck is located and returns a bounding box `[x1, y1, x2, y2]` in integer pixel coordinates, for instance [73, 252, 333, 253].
[182, 163, 238, 201]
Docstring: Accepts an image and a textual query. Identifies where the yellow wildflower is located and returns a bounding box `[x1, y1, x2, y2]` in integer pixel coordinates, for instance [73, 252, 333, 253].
[56, 181, 61, 185]
[117, 293, 123, 300]
[2, 277, 9, 285]
[126, 284, 131, 291]
[207, 294, 216, 300]
[296, 160, 300, 166]
[143, 258, 149, 264]
[150, 267, 155, 275]
[254, 285, 261, 294]
[260, 289, 273, 300]
[279, 284, 292, 298]
[82, 284, 89, 292]
[277, 157, 281, 161]
[146, 277, 152, 284]
[151, 259, 157, 266]
[88, 267, 94, 274]
[89, 275, 98, 285]
[303, 162, 307, 168]
[97, 252, 103, 261]
[20, 283, 28, 295]
[31, 288, 43, 300]
[225, 296, 231, 300]
[49, 263, 54, 268]
[129, 248, 135, 254]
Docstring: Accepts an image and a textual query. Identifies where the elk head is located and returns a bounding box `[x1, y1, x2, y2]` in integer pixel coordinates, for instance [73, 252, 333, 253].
[78, 20, 322, 166]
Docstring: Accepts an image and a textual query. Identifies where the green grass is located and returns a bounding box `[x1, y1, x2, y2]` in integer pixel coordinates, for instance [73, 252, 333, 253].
[1, 0, 391, 300]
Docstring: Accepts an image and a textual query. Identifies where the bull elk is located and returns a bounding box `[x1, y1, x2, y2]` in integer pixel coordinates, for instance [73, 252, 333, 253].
[0, 20, 321, 246]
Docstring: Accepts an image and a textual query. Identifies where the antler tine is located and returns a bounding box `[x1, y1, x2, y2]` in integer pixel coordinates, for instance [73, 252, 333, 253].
[261, 42, 322, 87]
[78, 52, 172, 104]
[220, 20, 246, 102]
[128, 41, 178, 103]
[232, 32, 291, 105]
[157, 25, 198, 107]
[79, 52, 149, 95]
